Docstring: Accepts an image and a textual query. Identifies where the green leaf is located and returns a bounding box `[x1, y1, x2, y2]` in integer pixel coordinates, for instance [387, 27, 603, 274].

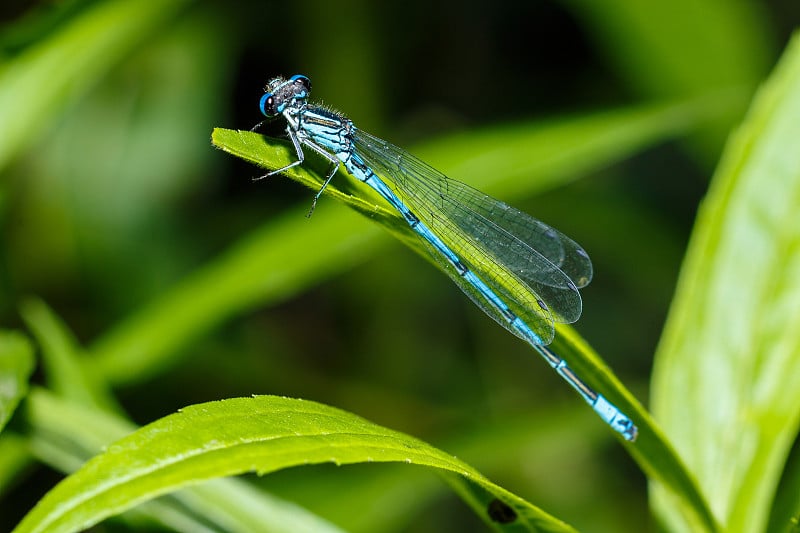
[20, 298, 117, 411]
[210, 128, 395, 223]
[89, 203, 387, 383]
[562, 0, 773, 153]
[0, 331, 35, 433]
[408, 96, 723, 196]
[0, 0, 192, 172]
[550, 327, 718, 532]
[0, 332, 35, 500]
[563, 0, 772, 100]
[23, 389, 345, 533]
[15, 395, 575, 533]
[211, 100, 727, 531]
[89, 98, 715, 386]
[768, 442, 800, 533]
[651, 32, 800, 532]
[0, 434, 34, 499]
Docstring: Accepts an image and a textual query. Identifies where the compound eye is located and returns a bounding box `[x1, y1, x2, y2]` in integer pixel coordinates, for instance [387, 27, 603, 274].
[290, 74, 311, 92]
[259, 93, 276, 117]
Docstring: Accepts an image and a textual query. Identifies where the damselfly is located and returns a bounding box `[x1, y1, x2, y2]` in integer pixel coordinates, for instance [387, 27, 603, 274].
[253, 74, 637, 442]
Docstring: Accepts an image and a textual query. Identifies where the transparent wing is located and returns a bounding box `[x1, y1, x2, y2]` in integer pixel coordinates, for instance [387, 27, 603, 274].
[353, 128, 591, 326]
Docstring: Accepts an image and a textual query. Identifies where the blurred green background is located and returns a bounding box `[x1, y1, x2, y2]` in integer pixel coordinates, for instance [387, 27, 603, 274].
[1, 0, 798, 531]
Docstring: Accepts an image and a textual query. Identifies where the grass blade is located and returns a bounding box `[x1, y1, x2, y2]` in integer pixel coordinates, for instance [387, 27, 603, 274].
[0, 331, 35, 433]
[89, 98, 714, 385]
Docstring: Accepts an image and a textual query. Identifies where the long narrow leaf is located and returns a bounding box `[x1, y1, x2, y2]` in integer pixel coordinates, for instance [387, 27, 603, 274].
[90, 98, 714, 386]
[20, 299, 117, 411]
[212, 99, 723, 532]
[562, 0, 772, 154]
[551, 327, 718, 532]
[0, 0, 191, 172]
[0, 331, 35, 433]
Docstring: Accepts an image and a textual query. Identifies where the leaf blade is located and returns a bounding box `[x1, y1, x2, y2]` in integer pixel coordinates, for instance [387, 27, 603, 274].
[0, 0, 192, 172]
[23, 389, 346, 533]
[651, 31, 800, 533]
[0, 331, 35, 433]
[15, 395, 575, 533]
[92, 98, 716, 386]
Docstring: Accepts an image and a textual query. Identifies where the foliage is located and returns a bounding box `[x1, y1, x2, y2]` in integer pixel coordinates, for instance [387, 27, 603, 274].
[0, 1, 798, 532]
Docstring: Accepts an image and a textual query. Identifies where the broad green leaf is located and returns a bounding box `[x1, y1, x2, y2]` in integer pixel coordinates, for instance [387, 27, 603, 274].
[15, 394, 575, 533]
[24, 388, 344, 533]
[89, 98, 715, 386]
[0, 0, 192, 172]
[300, 405, 610, 532]
[651, 32, 800, 533]
[0, 331, 35, 432]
